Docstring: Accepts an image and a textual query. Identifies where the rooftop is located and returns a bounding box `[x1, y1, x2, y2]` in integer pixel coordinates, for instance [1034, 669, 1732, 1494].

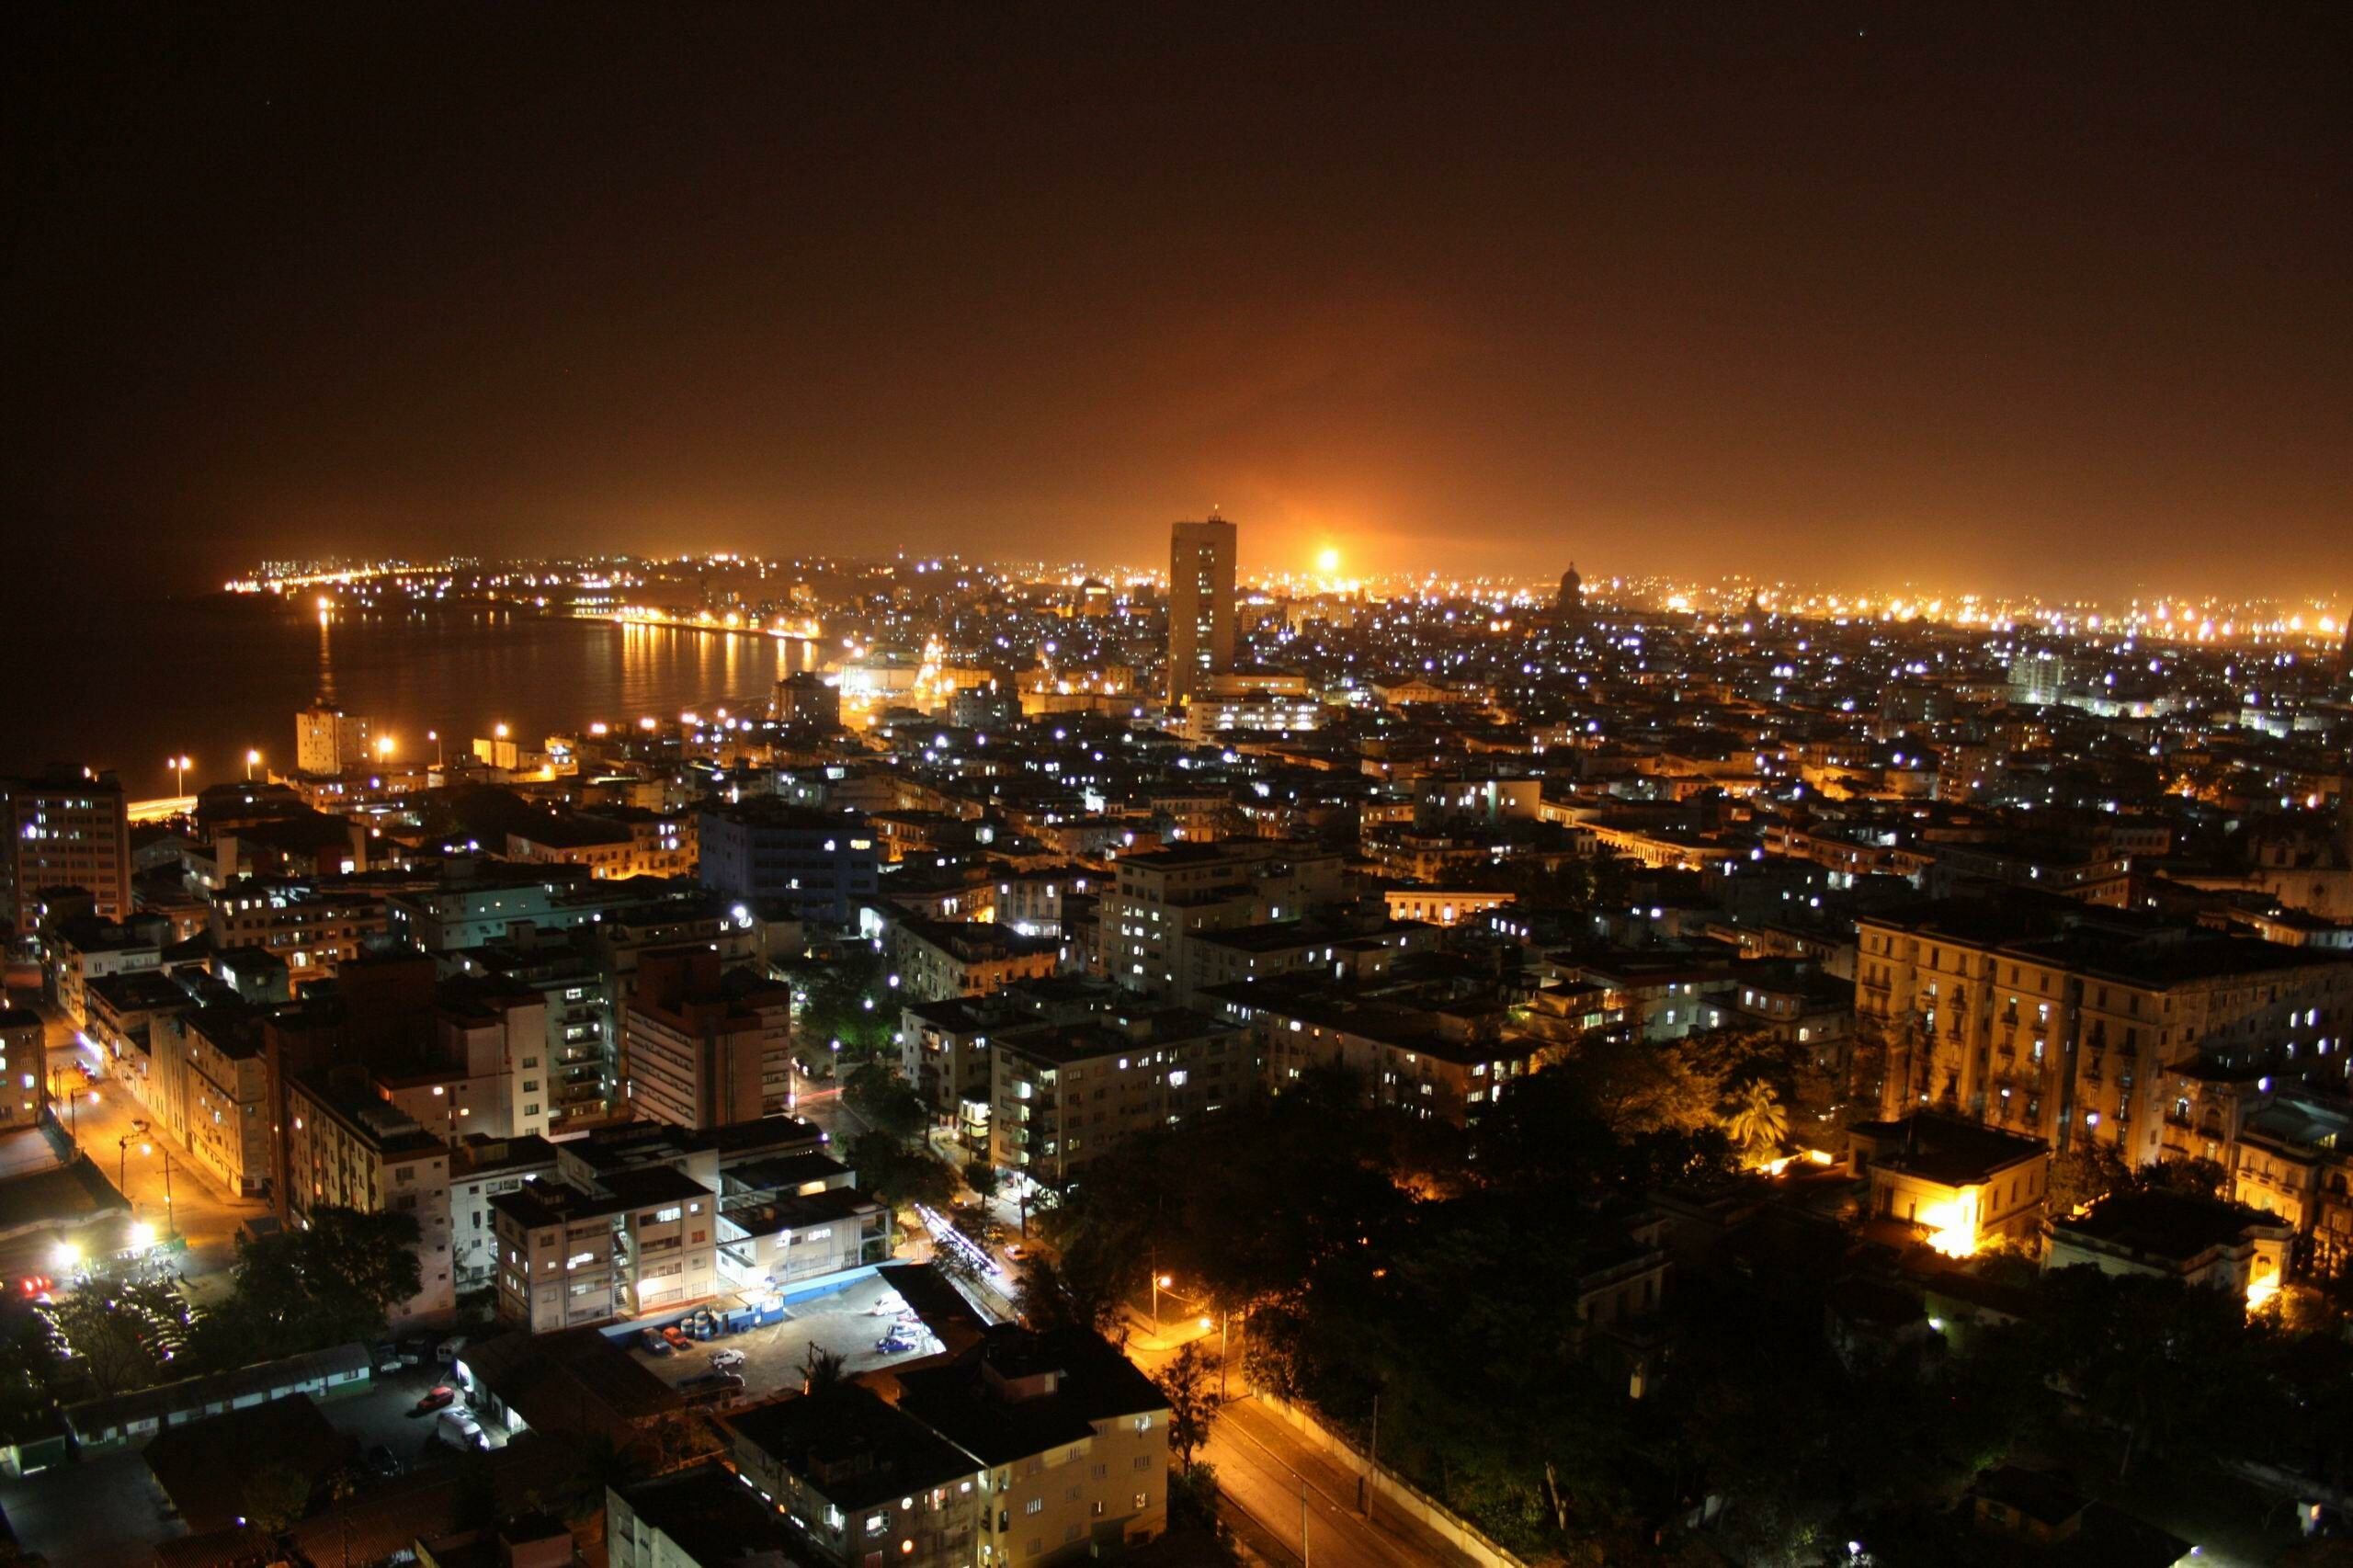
[1849, 1113, 2048, 1188]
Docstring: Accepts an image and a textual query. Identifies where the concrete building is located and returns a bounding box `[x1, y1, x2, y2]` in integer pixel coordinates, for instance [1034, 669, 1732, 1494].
[1166, 516, 1236, 708]
[44, 913, 170, 1027]
[989, 1007, 1250, 1184]
[283, 1073, 455, 1325]
[1848, 1112, 2051, 1256]
[484, 1122, 826, 1331]
[1857, 898, 2353, 1165]
[489, 1162, 716, 1332]
[369, 979, 547, 1142]
[207, 881, 387, 989]
[894, 1324, 1174, 1566]
[771, 670, 842, 729]
[1, 767, 131, 931]
[505, 808, 695, 880]
[623, 949, 793, 1130]
[889, 916, 1060, 1004]
[713, 1151, 892, 1295]
[1099, 840, 1347, 999]
[449, 1134, 562, 1295]
[0, 1008, 44, 1131]
[147, 1006, 271, 1198]
[608, 1460, 806, 1568]
[699, 800, 881, 924]
[446, 926, 614, 1131]
[1211, 971, 1531, 1131]
[295, 702, 374, 778]
[2047, 1187, 2291, 1301]
[901, 977, 1128, 1156]
[725, 1384, 985, 1568]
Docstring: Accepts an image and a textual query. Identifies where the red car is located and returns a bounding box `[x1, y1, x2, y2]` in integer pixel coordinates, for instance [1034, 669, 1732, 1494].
[412, 1385, 457, 1415]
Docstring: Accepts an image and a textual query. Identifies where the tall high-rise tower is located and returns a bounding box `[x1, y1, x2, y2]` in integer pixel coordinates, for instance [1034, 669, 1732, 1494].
[1167, 516, 1237, 706]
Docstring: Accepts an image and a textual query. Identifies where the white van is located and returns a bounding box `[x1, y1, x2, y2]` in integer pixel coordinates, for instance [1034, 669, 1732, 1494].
[437, 1407, 488, 1451]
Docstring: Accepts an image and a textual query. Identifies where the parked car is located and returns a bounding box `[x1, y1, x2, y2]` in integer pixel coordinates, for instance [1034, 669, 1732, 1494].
[640, 1328, 672, 1356]
[365, 1443, 400, 1478]
[709, 1348, 747, 1371]
[876, 1329, 917, 1355]
[1003, 1242, 1029, 1263]
[437, 1408, 488, 1451]
[371, 1340, 403, 1374]
[412, 1385, 457, 1415]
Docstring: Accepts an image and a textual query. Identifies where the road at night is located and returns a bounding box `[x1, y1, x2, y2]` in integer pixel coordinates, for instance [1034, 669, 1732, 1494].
[38, 1006, 268, 1298]
[1204, 1396, 1483, 1568]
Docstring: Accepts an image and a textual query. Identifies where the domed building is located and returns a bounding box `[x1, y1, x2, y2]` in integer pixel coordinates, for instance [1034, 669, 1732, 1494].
[1556, 563, 1584, 618]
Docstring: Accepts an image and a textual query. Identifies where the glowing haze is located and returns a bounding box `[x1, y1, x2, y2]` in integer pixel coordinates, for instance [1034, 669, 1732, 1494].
[2, 6, 2347, 601]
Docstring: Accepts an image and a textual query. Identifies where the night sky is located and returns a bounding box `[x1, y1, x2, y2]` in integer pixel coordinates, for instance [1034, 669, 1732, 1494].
[3, 3, 2347, 598]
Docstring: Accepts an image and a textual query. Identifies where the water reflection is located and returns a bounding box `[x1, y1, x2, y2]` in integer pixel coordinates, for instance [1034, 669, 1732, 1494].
[0, 602, 790, 797]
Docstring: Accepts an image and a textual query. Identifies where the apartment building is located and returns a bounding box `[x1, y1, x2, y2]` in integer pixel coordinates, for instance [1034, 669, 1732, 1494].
[206, 881, 387, 988]
[989, 1008, 1250, 1183]
[1858, 898, 2353, 1164]
[489, 1118, 824, 1332]
[446, 926, 613, 1131]
[901, 977, 1128, 1155]
[1180, 918, 1437, 1005]
[699, 800, 881, 924]
[147, 1006, 271, 1198]
[713, 1151, 892, 1294]
[505, 807, 696, 880]
[1209, 973, 1532, 1131]
[1, 767, 131, 930]
[623, 948, 793, 1130]
[0, 1009, 44, 1131]
[894, 1324, 1173, 1566]
[725, 1384, 986, 1568]
[889, 915, 1060, 1004]
[45, 913, 169, 1028]
[490, 1162, 717, 1332]
[449, 1134, 561, 1294]
[1099, 840, 1347, 998]
[608, 1461, 804, 1568]
[283, 1073, 455, 1325]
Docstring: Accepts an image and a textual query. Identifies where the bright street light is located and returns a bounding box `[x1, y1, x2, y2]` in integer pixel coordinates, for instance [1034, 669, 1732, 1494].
[130, 1221, 155, 1249]
[51, 1242, 79, 1271]
[244, 748, 262, 779]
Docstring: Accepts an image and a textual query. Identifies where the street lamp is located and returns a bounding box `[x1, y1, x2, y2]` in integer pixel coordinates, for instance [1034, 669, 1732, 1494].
[245, 748, 262, 780]
[428, 730, 443, 765]
[376, 733, 395, 761]
[169, 754, 192, 795]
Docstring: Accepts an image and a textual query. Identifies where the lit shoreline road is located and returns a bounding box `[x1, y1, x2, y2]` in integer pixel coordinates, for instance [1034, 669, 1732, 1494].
[37, 1006, 269, 1296]
[1205, 1396, 1483, 1568]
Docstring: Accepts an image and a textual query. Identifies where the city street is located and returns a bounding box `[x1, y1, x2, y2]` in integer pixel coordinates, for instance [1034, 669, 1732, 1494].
[39, 1006, 268, 1293]
[1204, 1396, 1483, 1568]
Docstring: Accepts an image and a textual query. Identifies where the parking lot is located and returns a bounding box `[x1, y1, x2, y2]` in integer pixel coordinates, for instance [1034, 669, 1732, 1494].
[316, 1357, 513, 1470]
[627, 1272, 944, 1401]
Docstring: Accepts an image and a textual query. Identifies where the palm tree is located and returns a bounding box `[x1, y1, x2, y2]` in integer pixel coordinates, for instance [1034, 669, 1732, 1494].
[799, 1342, 847, 1393]
[1725, 1080, 1789, 1164]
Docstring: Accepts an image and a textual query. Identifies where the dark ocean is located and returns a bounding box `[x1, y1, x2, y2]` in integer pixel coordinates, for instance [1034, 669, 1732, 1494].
[0, 594, 789, 800]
